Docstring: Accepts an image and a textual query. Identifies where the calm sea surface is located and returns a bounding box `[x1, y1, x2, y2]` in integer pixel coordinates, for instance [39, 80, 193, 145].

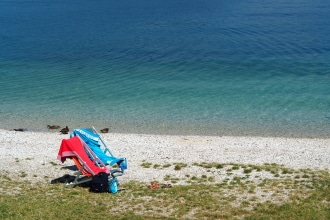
[0, 0, 329, 137]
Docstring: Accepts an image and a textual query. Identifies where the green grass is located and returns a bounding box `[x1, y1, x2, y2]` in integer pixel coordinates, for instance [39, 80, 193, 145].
[173, 163, 187, 171]
[140, 161, 153, 168]
[0, 165, 329, 220]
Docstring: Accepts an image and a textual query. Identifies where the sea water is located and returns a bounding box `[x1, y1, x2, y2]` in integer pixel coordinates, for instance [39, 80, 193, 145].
[0, 0, 329, 137]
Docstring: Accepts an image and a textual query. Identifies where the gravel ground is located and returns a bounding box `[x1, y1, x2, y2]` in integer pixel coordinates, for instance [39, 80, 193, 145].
[0, 129, 329, 185]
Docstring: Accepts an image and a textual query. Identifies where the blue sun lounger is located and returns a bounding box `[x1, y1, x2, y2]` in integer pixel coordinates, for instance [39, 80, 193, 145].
[70, 127, 127, 172]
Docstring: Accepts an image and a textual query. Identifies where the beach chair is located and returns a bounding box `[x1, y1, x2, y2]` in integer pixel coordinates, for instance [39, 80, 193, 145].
[57, 136, 123, 189]
[70, 127, 127, 172]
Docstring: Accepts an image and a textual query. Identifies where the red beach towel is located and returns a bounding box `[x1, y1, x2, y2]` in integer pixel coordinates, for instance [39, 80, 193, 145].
[57, 136, 109, 176]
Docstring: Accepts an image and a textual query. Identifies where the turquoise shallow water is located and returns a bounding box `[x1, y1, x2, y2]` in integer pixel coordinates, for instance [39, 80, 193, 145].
[0, 0, 329, 137]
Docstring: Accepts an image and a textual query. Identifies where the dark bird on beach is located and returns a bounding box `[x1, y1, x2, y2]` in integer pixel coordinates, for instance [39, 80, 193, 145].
[60, 126, 69, 134]
[12, 128, 24, 132]
[100, 128, 109, 133]
[47, 125, 60, 129]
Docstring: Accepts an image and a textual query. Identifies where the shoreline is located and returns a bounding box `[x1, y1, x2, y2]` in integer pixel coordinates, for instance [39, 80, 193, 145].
[1, 119, 330, 139]
[0, 129, 329, 185]
[2, 126, 330, 139]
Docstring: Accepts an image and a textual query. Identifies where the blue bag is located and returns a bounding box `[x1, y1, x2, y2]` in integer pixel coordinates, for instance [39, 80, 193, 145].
[109, 177, 119, 194]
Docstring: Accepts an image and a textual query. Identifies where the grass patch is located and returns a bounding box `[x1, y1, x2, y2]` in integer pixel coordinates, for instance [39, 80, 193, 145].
[19, 172, 27, 178]
[193, 162, 224, 169]
[0, 161, 324, 219]
[1, 164, 324, 219]
[173, 163, 188, 171]
[140, 162, 153, 168]
[49, 161, 57, 166]
[153, 164, 161, 169]
[162, 164, 171, 168]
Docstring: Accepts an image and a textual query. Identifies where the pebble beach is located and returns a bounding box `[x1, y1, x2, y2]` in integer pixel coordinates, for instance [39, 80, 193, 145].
[0, 129, 329, 185]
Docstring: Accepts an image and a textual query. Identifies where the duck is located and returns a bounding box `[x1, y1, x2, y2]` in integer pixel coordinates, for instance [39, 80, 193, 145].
[12, 128, 24, 132]
[47, 125, 60, 129]
[60, 126, 69, 134]
[100, 128, 109, 133]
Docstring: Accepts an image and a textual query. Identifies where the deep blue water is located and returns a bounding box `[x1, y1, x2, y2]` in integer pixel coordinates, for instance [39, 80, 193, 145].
[0, 0, 329, 137]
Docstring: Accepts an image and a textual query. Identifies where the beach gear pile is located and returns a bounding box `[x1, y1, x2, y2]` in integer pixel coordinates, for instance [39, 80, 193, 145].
[57, 127, 127, 194]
